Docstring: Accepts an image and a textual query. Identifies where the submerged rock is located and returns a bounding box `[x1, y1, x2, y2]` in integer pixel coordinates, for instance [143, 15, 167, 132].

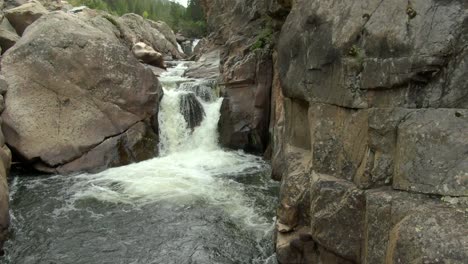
[178, 81, 216, 102]
[179, 93, 205, 130]
[1, 12, 162, 173]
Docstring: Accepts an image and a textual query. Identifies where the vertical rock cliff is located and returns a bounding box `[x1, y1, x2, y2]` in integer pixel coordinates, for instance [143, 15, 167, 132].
[202, 0, 468, 263]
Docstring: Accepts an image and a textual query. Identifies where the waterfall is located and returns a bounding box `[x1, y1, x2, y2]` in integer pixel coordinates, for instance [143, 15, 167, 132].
[156, 62, 221, 155]
[179, 92, 206, 129]
[178, 80, 216, 102]
[192, 39, 201, 50]
[177, 43, 184, 54]
[5, 61, 279, 264]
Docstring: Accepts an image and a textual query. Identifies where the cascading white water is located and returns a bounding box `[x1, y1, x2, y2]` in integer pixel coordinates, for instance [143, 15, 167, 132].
[158, 89, 220, 155]
[177, 43, 184, 54]
[5, 61, 279, 264]
[192, 39, 201, 50]
[66, 62, 274, 231]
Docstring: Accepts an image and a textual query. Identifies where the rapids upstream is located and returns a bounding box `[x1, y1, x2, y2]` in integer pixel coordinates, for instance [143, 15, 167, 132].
[3, 62, 279, 264]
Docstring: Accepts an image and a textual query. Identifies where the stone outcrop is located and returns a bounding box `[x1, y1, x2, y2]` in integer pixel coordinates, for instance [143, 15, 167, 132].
[118, 13, 182, 59]
[1, 11, 162, 173]
[0, 76, 11, 251]
[0, 15, 19, 53]
[132, 42, 165, 69]
[4, 0, 47, 35]
[271, 0, 468, 262]
[202, 0, 468, 263]
[200, 0, 281, 154]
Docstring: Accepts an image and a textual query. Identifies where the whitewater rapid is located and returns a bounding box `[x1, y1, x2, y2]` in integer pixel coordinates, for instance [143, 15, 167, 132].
[4, 61, 279, 264]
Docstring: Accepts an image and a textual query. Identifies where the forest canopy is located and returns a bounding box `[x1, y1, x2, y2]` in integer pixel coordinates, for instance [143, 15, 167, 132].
[69, 0, 207, 38]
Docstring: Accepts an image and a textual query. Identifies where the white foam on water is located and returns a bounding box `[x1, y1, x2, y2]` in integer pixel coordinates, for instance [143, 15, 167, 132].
[64, 61, 273, 235]
[192, 39, 201, 50]
[177, 43, 184, 54]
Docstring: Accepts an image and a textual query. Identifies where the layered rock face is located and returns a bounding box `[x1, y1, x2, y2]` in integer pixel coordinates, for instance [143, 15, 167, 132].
[203, 0, 467, 263]
[200, 0, 278, 153]
[274, 0, 468, 263]
[0, 78, 11, 251]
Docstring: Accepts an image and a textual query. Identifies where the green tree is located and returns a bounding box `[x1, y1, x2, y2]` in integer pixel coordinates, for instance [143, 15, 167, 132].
[69, 0, 207, 37]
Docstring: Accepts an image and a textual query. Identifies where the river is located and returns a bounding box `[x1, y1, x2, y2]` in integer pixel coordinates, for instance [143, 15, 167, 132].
[3, 62, 279, 264]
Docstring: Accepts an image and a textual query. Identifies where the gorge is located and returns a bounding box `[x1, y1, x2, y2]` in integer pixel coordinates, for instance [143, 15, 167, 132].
[0, 0, 466, 263]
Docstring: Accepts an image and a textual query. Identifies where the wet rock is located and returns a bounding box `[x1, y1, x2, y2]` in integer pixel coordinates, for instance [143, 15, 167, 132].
[4, 0, 47, 35]
[179, 93, 205, 130]
[56, 122, 158, 174]
[394, 109, 468, 196]
[1, 12, 162, 173]
[178, 81, 216, 102]
[276, 227, 353, 264]
[144, 64, 166, 77]
[132, 42, 165, 69]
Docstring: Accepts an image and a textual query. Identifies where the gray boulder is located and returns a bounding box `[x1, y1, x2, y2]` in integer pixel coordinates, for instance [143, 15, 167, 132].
[1, 11, 162, 173]
[4, 0, 47, 35]
[184, 49, 220, 79]
[118, 13, 182, 59]
[147, 19, 178, 48]
[132, 42, 165, 69]
[0, 16, 19, 53]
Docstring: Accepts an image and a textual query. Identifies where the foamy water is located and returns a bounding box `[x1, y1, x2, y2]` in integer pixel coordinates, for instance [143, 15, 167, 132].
[4, 61, 279, 264]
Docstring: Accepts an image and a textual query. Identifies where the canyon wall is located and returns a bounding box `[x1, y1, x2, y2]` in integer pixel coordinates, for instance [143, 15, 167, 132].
[203, 0, 468, 263]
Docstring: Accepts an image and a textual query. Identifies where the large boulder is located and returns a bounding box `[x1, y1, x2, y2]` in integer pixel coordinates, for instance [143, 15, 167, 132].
[118, 13, 182, 59]
[132, 42, 165, 69]
[4, 0, 47, 35]
[184, 49, 220, 79]
[0, 16, 20, 53]
[147, 19, 178, 48]
[1, 11, 162, 173]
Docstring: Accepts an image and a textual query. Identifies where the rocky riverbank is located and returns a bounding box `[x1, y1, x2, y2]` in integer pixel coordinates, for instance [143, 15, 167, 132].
[0, 0, 466, 263]
[0, 0, 187, 250]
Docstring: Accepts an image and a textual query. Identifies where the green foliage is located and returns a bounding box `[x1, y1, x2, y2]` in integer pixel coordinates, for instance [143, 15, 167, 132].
[102, 14, 118, 26]
[69, 0, 108, 10]
[251, 27, 274, 51]
[70, 0, 207, 37]
[178, 20, 207, 38]
[347, 45, 365, 68]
